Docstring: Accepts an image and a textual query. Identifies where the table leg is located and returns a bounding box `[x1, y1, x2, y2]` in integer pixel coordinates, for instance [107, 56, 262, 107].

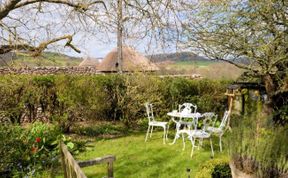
[169, 122, 181, 145]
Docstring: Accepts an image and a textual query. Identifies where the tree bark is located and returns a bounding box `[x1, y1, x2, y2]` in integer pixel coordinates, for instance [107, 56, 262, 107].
[262, 74, 276, 115]
[263, 74, 276, 98]
[117, 0, 123, 73]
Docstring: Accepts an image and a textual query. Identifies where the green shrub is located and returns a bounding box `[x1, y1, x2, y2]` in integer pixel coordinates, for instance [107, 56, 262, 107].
[0, 74, 230, 128]
[0, 124, 26, 175]
[195, 157, 230, 178]
[0, 122, 77, 177]
[212, 163, 232, 178]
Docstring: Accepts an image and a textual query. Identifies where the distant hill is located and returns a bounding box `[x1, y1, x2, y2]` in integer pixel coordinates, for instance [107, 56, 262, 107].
[147, 52, 251, 66]
[147, 51, 244, 80]
[0, 52, 82, 67]
[147, 52, 209, 63]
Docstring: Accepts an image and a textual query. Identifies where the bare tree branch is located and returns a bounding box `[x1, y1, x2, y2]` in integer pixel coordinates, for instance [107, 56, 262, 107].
[214, 57, 257, 72]
[0, 0, 19, 20]
[0, 35, 80, 55]
[0, 0, 108, 57]
[14, 0, 106, 11]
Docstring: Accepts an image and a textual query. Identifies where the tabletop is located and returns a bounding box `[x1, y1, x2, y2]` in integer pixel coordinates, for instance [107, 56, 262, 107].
[167, 112, 202, 118]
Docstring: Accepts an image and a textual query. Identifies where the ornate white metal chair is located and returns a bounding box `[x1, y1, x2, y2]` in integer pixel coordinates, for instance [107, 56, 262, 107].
[145, 103, 168, 144]
[178, 103, 198, 129]
[183, 116, 214, 157]
[202, 112, 217, 121]
[178, 103, 197, 114]
[207, 111, 230, 152]
[197, 112, 217, 146]
[170, 103, 198, 145]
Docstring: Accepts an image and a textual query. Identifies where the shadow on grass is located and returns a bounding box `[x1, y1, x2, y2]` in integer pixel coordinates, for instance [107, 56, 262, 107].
[72, 122, 129, 138]
[71, 121, 171, 141]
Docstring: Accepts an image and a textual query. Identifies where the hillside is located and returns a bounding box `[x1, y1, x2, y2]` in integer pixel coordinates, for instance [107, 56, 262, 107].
[147, 52, 209, 63]
[0, 52, 82, 67]
[148, 52, 244, 80]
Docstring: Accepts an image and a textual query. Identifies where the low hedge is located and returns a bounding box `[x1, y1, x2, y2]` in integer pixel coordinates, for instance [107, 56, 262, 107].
[195, 156, 231, 178]
[0, 74, 230, 129]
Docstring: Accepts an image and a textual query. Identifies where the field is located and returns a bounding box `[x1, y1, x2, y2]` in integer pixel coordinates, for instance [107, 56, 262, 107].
[1, 52, 82, 67]
[158, 60, 244, 80]
[165, 60, 214, 70]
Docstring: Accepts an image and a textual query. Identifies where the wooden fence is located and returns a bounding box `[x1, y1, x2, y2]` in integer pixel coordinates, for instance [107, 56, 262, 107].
[60, 142, 116, 178]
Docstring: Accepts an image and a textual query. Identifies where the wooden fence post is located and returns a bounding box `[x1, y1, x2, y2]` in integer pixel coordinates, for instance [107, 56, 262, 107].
[108, 161, 113, 178]
[60, 141, 116, 178]
[60, 142, 68, 178]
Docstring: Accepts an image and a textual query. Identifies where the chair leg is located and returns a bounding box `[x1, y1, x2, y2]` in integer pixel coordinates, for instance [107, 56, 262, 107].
[170, 122, 181, 145]
[182, 133, 185, 151]
[150, 126, 154, 138]
[170, 132, 178, 145]
[166, 125, 169, 141]
[190, 138, 195, 157]
[198, 139, 201, 150]
[200, 138, 203, 147]
[219, 136, 222, 152]
[210, 138, 214, 158]
[145, 125, 150, 142]
[163, 127, 166, 144]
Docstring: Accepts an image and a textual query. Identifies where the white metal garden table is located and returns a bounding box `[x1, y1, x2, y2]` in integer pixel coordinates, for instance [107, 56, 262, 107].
[167, 111, 202, 145]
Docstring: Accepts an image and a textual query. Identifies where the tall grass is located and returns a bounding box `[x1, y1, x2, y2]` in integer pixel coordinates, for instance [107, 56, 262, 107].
[227, 97, 288, 177]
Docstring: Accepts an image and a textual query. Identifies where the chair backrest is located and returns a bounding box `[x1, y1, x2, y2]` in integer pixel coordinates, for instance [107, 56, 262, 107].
[219, 111, 230, 129]
[202, 112, 217, 126]
[202, 112, 217, 119]
[178, 103, 197, 114]
[145, 103, 155, 123]
[201, 116, 214, 131]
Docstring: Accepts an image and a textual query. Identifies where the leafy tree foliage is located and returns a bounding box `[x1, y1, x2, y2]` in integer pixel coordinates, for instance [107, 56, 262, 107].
[181, 0, 287, 102]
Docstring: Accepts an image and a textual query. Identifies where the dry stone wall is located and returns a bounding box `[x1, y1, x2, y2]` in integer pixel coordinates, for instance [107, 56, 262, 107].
[0, 67, 102, 75]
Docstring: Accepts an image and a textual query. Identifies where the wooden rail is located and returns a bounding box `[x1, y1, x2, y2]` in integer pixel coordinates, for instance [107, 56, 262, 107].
[60, 142, 116, 178]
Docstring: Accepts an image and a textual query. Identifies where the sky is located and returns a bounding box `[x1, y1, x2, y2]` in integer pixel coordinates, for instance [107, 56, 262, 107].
[1, 1, 183, 59]
[64, 32, 177, 59]
[73, 36, 116, 58]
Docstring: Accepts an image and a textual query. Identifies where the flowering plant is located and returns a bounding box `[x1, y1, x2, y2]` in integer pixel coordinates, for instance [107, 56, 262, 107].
[35, 137, 41, 143]
[0, 122, 64, 177]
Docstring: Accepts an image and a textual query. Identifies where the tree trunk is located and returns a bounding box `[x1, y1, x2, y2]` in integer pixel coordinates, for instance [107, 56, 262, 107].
[117, 0, 123, 73]
[263, 74, 275, 100]
[262, 74, 276, 115]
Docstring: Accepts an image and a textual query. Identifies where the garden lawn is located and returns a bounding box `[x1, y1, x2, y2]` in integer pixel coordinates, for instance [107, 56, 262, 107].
[76, 131, 227, 178]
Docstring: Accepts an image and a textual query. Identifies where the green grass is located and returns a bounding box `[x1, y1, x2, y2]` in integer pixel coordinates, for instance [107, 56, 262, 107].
[160, 60, 243, 79]
[75, 131, 228, 178]
[9, 52, 81, 67]
[167, 60, 215, 70]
